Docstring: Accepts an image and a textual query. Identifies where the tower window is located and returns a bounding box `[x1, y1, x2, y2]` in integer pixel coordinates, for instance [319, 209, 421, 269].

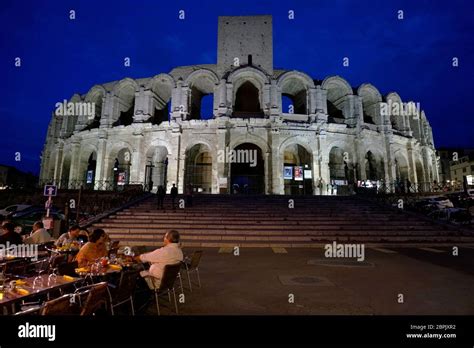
[248, 54, 253, 66]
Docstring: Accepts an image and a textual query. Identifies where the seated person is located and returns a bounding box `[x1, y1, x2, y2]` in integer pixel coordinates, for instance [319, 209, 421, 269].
[135, 230, 183, 288]
[24, 221, 52, 244]
[78, 228, 89, 244]
[75, 229, 108, 268]
[55, 225, 81, 247]
[0, 222, 23, 245]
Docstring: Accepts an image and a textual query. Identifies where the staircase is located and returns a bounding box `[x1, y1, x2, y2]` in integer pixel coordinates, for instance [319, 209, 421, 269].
[91, 195, 474, 247]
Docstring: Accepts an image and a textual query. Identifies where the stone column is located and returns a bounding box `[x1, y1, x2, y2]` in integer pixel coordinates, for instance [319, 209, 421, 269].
[133, 87, 153, 123]
[94, 132, 108, 190]
[270, 131, 283, 194]
[68, 141, 81, 184]
[100, 92, 117, 128]
[216, 127, 227, 193]
[53, 142, 64, 185]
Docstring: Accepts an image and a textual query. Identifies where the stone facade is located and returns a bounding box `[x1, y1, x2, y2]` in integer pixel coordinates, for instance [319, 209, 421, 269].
[40, 15, 439, 195]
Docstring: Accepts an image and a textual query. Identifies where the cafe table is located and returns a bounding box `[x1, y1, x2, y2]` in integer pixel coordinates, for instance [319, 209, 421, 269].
[0, 274, 82, 314]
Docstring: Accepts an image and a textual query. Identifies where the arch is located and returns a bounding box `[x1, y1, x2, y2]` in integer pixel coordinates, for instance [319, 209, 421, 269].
[385, 92, 404, 131]
[112, 78, 138, 127]
[228, 67, 270, 117]
[282, 143, 313, 195]
[82, 85, 106, 131]
[230, 134, 270, 154]
[184, 143, 213, 194]
[277, 71, 314, 115]
[147, 74, 175, 125]
[144, 145, 169, 191]
[322, 76, 353, 124]
[230, 142, 265, 194]
[364, 150, 385, 181]
[185, 69, 219, 120]
[358, 83, 382, 125]
[393, 149, 410, 192]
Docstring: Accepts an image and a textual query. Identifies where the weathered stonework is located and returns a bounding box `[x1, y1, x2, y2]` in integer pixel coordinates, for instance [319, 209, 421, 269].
[40, 15, 439, 195]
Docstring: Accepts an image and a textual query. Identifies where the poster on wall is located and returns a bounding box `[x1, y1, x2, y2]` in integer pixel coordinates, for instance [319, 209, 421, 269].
[294, 166, 303, 181]
[283, 166, 293, 180]
[117, 172, 126, 186]
[86, 170, 94, 184]
[304, 169, 312, 179]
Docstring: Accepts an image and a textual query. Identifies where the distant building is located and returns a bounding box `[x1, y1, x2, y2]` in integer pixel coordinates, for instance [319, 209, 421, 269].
[450, 153, 474, 190]
[0, 165, 38, 190]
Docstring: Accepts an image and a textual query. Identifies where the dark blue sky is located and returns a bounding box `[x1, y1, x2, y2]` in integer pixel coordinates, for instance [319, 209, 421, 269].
[1, 0, 473, 174]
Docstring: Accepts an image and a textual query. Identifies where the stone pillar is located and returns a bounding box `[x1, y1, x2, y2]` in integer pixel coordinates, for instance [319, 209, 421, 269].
[100, 92, 117, 128]
[270, 80, 280, 116]
[68, 141, 81, 183]
[53, 142, 64, 185]
[94, 133, 108, 190]
[133, 87, 153, 123]
[216, 127, 227, 193]
[263, 83, 271, 117]
[270, 131, 283, 194]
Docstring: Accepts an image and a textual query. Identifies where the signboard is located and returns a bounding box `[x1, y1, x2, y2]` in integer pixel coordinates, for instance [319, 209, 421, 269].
[294, 166, 303, 181]
[43, 185, 57, 197]
[467, 175, 473, 185]
[219, 177, 228, 188]
[117, 172, 126, 186]
[86, 170, 94, 184]
[304, 169, 312, 179]
[283, 166, 293, 180]
[45, 199, 52, 209]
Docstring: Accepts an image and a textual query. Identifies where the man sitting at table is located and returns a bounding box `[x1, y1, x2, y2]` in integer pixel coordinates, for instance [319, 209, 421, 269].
[135, 230, 183, 287]
[24, 221, 52, 244]
[75, 229, 109, 267]
[55, 225, 81, 247]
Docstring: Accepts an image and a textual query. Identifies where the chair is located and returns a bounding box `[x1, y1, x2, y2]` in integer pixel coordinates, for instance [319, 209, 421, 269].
[79, 282, 109, 316]
[182, 250, 203, 291]
[146, 263, 182, 315]
[108, 270, 139, 315]
[40, 294, 79, 315]
[14, 306, 42, 316]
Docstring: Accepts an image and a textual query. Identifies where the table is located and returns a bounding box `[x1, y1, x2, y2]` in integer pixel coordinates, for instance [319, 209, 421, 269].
[0, 274, 82, 314]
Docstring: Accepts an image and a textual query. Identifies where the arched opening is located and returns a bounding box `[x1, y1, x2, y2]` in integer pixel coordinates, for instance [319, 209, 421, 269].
[185, 144, 212, 194]
[83, 152, 97, 189]
[233, 81, 263, 117]
[82, 92, 103, 131]
[144, 146, 168, 192]
[113, 83, 135, 127]
[280, 78, 308, 115]
[365, 151, 385, 182]
[113, 101, 134, 127]
[190, 87, 214, 120]
[149, 76, 173, 125]
[283, 144, 313, 195]
[230, 143, 265, 194]
[188, 74, 216, 120]
[394, 154, 410, 193]
[329, 147, 353, 195]
[415, 160, 425, 192]
[359, 86, 382, 125]
[110, 148, 132, 190]
[323, 77, 352, 125]
[151, 102, 170, 125]
[327, 100, 345, 124]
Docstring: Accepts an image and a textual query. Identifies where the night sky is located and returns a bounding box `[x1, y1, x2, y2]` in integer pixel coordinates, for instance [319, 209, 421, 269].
[1, 0, 473, 175]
